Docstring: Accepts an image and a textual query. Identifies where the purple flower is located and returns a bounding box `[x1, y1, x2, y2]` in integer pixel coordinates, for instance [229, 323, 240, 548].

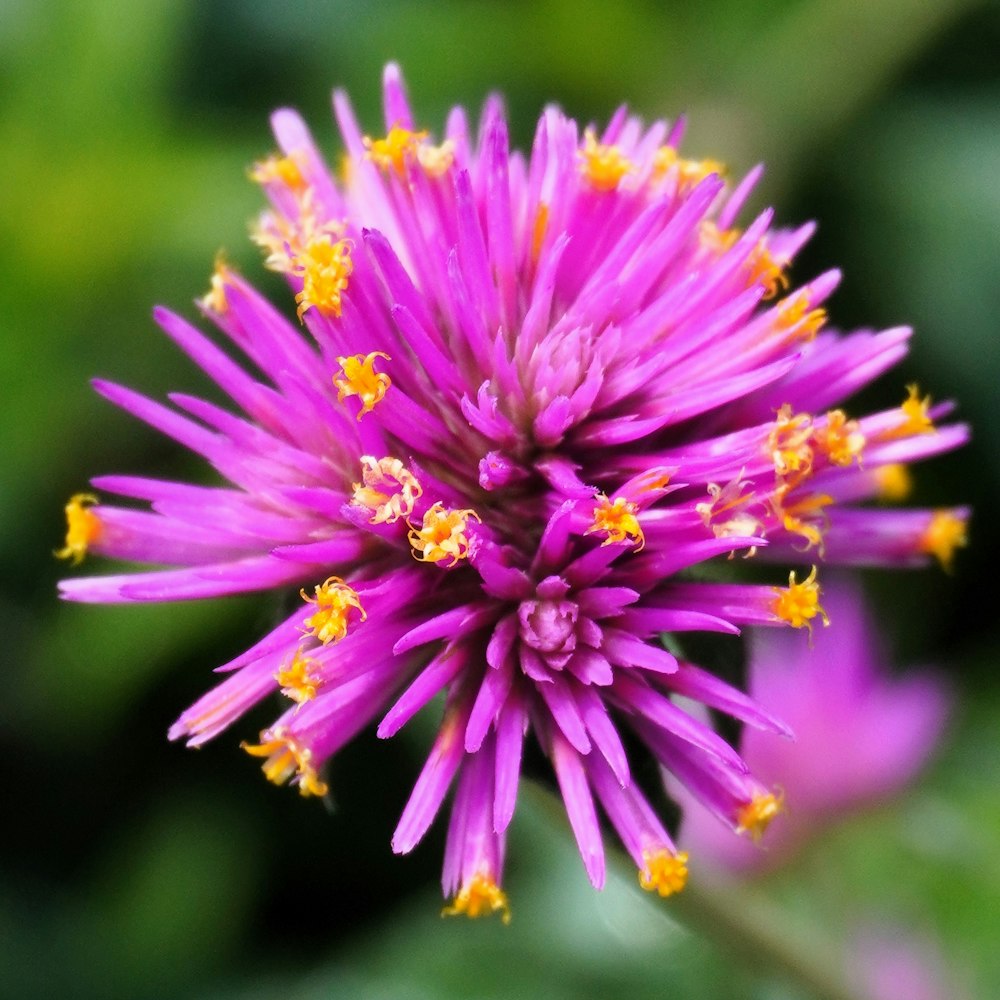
[57, 65, 967, 918]
[675, 577, 951, 870]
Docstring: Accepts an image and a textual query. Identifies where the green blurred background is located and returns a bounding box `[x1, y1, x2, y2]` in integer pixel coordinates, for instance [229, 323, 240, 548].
[2, 1, 999, 997]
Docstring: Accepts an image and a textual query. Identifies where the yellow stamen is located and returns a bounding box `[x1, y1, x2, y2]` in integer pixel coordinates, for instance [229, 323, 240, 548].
[55, 493, 102, 565]
[779, 493, 833, 553]
[894, 383, 936, 437]
[364, 126, 429, 176]
[920, 510, 968, 572]
[775, 291, 826, 342]
[699, 220, 741, 256]
[249, 153, 307, 192]
[638, 849, 689, 898]
[653, 146, 726, 190]
[333, 351, 391, 419]
[736, 791, 784, 842]
[200, 256, 232, 314]
[251, 205, 345, 275]
[696, 477, 762, 552]
[352, 456, 422, 524]
[408, 502, 480, 566]
[747, 244, 789, 300]
[416, 139, 456, 178]
[874, 463, 912, 502]
[586, 494, 645, 551]
[579, 129, 633, 192]
[294, 237, 354, 320]
[442, 872, 511, 924]
[771, 566, 829, 631]
[300, 576, 366, 644]
[241, 729, 328, 797]
[275, 650, 323, 705]
[768, 405, 814, 485]
[813, 410, 865, 467]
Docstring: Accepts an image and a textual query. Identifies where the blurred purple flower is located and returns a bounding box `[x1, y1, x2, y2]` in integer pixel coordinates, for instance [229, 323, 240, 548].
[57, 65, 967, 918]
[676, 576, 951, 869]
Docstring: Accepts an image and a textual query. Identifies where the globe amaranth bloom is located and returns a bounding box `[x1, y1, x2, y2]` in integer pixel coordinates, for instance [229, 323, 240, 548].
[58, 64, 968, 920]
[675, 576, 951, 871]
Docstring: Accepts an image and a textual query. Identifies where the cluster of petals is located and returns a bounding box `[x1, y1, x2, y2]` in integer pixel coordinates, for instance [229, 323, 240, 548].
[58, 65, 968, 919]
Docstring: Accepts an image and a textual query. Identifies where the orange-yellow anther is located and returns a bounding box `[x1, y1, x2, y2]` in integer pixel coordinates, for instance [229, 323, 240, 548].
[275, 650, 323, 705]
[352, 455, 422, 524]
[779, 493, 833, 553]
[587, 494, 645, 550]
[775, 292, 826, 342]
[441, 872, 511, 924]
[895, 383, 936, 437]
[408, 502, 480, 566]
[771, 566, 829, 631]
[736, 791, 784, 842]
[250, 152, 308, 192]
[364, 126, 429, 175]
[579, 129, 633, 191]
[201, 257, 233, 314]
[653, 146, 725, 189]
[874, 463, 913, 502]
[55, 493, 102, 565]
[768, 405, 815, 484]
[747, 244, 790, 300]
[333, 352, 391, 418]
[294, 237, 353, 320]
[638, 849, 689, 897]
[813, 410, 865, 467]
[300, 576, 366, 644]
[699, 221, 741, 256]
[920, 510, 968, 572]
[241, 729, 328, 797]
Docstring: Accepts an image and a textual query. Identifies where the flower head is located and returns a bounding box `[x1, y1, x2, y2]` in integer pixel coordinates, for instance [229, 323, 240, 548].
[59, 65, 967, 917]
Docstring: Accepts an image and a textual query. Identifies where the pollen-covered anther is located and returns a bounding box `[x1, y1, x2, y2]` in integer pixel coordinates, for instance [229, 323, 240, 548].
[920, 510, 968, 572]
[892, 383, 936, 437]
[654, 146, 726, 189]
[579, 129, 633, 191]
[364, 125, 429, 176]
[441, 872, 511, 924]
[736, 791, 784, 842]
[771, 566, 829, 631]
[587, 494, 645, 551]
[813, 410, 865, 467]
[300, 576, 366, 644]
[777, 493, 833, 553]
[275, 650, 323, 705]
[768, 405, 815, 484]
[408, 502, 481, 566]
[747, 243, 790, 300]
[333, 351, 391, 419]
[294, 237, 353, 320]
[249, 152, 308, 192]
[55, 493, 102, 565]
[775, 291, 826, 342]
[352, 456, 422, 524]
[241, 729, 328, 797]
[200, 256, 233, 314]
[699, 220, 741, 256]
[639, 849, 689, 898]
[874, 463, 913, 502]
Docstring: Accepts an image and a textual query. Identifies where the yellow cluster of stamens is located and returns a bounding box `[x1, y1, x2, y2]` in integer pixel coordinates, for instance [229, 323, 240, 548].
[364, 126, 454, 178]
[746, 244, 790, 299]
[769, 405, 817, 484]
[813, 410, 866, 468]
[408, 502, 480, 566]
[696, 475, 763, 554]
[241, 729, 328, 797]
[587, 494, 645, 550]
[736, 791, 784, 841]
[653, 146, 725, 191]
[200, 256, 233, 314]
[777, 493, 834, 554]
[920, 510, 968, 571]
[55, 493, 102, 565]
[638, 849, 689, 897]
[775, 291, 827, 342]
[441, 872, 511, 924]
[292, 237, 354, 321]
[699, 220, 741, 256]
[352, 455, 422, 524]
[893, 383, 936, 437]
[333, 352, 392, 419]
[771, 567, 829, 631]
[300, 576, 366, 644]
[874, 463, 913, 502]
[579, 130, 633, 192]
[249, 152, 308, 192]
[275, 650, 324, 705]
